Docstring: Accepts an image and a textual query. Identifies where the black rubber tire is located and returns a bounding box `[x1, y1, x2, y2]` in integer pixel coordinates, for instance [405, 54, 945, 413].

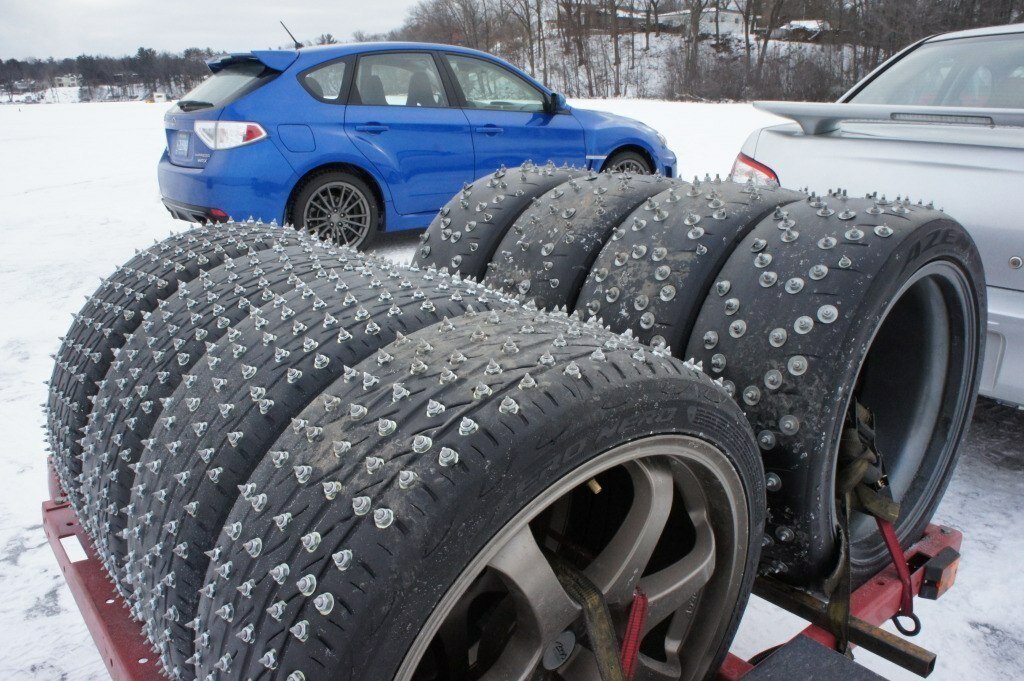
[78, 241, 341, 581]
[484, 172, 677, 309]
[289, 171, 380, 250]
[125, 266, 510, 672]
[411, 162, 583, 280]
[684, 195, 986, 585]
[577, 178, 804, 354]
[47, 224, 286, 499]
[192, 307, 764, 681]
[604, 148, 654, 174]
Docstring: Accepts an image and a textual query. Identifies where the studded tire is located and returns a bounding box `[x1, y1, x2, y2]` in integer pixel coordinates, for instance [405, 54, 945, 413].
[577, 179, 804, 353]
[79, 241, 344, 581]
[483, 172, 677, 309]
[47, 223, 284, 495]
[191, 307, 764, 681]
[125, 264, 510, 674]
[685, 196, 985, 585]
[411, 163, 582, 280]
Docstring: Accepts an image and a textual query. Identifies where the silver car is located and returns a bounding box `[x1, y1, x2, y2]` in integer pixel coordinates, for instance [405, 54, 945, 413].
[733, 23, 1024, 406]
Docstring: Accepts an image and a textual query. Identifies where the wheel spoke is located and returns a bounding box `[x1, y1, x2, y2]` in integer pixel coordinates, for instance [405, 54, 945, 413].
[477, 629, 544, 681]
[585, 458, 674, 606]
[309, 195, 332, 215]
[639, 504, 716, 635]
[487, 525, 581, 642]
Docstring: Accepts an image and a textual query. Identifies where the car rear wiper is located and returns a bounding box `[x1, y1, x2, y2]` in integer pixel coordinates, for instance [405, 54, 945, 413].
[177, 100, 215, 112]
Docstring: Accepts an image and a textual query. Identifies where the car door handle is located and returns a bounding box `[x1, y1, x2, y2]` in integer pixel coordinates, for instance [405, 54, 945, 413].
[355, 123, 389, 133]
[475, 125, 504, 135]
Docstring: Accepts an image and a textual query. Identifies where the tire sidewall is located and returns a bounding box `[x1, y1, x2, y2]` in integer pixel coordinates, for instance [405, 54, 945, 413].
[351, 375, 763, 680]
[801, 218, 985, 582]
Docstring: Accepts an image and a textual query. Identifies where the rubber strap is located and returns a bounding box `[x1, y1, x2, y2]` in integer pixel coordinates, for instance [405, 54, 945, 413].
[553, 560, 627, 681]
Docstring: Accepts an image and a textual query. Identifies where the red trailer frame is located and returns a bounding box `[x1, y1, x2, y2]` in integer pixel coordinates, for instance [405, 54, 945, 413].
[43, 470, 961, 681]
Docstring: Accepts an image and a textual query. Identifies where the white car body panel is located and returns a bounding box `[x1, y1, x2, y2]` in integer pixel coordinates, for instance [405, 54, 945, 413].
[741, 25, 1024, 405]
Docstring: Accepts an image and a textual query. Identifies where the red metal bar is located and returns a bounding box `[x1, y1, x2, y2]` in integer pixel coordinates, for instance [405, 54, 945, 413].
[42, 499, 164, 681]
[716, 524, 962, 680]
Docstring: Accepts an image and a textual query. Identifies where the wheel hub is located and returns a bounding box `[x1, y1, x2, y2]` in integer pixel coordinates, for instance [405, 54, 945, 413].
[542, 630, 576, 671]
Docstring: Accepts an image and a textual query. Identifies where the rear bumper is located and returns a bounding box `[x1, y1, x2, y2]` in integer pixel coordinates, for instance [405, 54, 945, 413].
[981, 285, 1024, 406]
[157, 143, 296, 225]
[161, 197, 227, 223]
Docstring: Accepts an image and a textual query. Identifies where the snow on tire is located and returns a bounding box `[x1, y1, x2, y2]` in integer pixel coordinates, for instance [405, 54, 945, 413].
[46, 223, 285, 496]
[78, 240, 340, 582]
[411, 162, 582, 280]
[685, 194, 985, 585]
[123, 264, 511, 672]
[577, 177, 804, 353]
[191, 306, 764, 681]
[483, 171, 677, 309]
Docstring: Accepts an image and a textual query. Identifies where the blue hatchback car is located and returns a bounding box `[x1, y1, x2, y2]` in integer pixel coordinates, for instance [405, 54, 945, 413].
[158, 42, 677, 247]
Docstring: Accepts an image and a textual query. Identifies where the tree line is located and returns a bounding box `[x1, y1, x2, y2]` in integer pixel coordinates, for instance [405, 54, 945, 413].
[2, 0, 1021, 102]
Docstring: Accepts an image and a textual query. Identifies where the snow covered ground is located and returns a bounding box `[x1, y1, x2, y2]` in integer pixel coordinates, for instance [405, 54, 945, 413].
[0, 100, 1020, 680]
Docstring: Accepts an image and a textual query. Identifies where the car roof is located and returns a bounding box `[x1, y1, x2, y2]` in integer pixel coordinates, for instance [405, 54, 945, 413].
[292, 42, 504, 66]
[927, 22, 1024, 43]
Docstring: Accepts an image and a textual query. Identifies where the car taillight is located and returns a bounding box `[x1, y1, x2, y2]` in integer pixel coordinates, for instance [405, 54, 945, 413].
[731, 152, 779, 187]
[194, 121, 267, 150]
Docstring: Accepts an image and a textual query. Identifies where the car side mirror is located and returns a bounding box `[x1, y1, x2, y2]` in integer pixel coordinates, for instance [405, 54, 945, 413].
[546, 92, 567, 114]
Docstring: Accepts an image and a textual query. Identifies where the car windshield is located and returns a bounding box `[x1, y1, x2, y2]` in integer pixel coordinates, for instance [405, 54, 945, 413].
[173, 61, 270, 111]
[851, 33, 1024, 109]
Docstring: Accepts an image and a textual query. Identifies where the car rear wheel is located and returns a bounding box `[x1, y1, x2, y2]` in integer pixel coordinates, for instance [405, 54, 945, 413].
[606, 150, 654, 175]
[292, 171, 379, 249]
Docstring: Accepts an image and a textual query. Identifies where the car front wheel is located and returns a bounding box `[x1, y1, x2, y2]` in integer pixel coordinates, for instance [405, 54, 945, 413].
[605, 149, 654, 175]
[291, 170, 379, 248]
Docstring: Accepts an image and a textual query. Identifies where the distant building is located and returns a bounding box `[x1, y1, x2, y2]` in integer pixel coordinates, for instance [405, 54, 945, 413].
[54, 74, 81, 88]
[660, 7, 746, 36]
[777, 19, 832, 42]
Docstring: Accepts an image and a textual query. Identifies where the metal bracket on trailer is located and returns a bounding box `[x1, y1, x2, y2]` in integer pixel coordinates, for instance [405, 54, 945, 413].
[718, 523, 963, 680]
[42, 496, 164, 681]
[44, 462, 961, 681]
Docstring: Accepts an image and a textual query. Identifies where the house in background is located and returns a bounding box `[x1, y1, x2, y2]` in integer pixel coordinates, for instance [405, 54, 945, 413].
[659, 7, 746, 36]
[54, 74, 81, 88]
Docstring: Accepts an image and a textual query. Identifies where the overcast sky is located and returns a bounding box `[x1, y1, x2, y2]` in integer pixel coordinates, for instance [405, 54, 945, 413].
[0, 0, 423, 60]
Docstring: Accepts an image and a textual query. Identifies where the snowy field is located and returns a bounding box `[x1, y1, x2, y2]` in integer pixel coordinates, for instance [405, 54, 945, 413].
[0, 100, 1021, 680]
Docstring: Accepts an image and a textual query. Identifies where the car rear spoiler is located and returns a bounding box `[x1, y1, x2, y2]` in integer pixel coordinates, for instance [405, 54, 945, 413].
[207, 50, 298, 74]
[754, 101, 1024, 135]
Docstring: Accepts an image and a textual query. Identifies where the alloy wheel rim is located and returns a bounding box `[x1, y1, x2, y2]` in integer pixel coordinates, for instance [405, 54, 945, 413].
[836, 260, 977, 559]
[611, 159, 649, 175]
[303, 181, 372, 246]
[399, 435, 750, 681]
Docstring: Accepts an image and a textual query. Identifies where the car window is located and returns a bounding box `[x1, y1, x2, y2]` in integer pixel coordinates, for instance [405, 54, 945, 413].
[174, 61, 270, 111]
[444, 54, 546, 113]
[851, 33, 1024, 109]
[353, 53, 449, 107]
[303, 60, 347, 101]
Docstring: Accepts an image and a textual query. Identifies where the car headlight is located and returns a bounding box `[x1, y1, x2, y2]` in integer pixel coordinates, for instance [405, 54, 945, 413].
[656, 132, 667, 148]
